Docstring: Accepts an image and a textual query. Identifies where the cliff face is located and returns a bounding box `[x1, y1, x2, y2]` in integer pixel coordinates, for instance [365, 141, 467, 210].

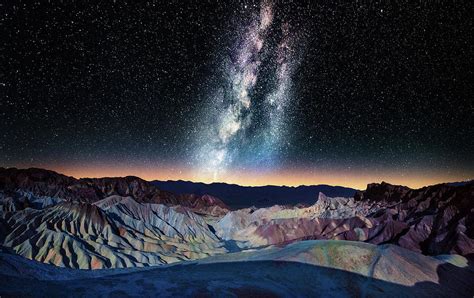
[353, 181, 474, 255]
[354, 181, 411, 202]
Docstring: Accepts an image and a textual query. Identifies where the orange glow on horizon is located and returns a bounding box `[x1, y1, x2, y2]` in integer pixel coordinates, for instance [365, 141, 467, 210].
[21, 163, 473, 190]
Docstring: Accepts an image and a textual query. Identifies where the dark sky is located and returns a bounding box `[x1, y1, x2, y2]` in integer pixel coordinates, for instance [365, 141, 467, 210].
[1, 1, 473, 187]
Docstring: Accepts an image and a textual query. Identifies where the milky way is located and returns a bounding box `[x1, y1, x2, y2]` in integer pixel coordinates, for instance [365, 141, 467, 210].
[2, 1, 473, 187]
[194, 1, 301, 180]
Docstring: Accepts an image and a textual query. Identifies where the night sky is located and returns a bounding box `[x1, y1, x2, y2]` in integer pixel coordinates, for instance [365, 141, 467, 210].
[2, 1, 473, 188]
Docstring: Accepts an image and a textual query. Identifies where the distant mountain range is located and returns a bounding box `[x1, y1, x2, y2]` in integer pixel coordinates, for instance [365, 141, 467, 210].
[446, 180, 474, 187]
[152, 180, 358, 208]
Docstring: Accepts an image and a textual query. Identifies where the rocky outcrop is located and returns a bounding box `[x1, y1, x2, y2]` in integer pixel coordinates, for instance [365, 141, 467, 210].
[357, 181, 474, 256]
[354, 181, 411, 202]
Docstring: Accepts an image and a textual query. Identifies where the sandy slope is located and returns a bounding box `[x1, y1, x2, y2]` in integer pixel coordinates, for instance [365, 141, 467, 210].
[1, 240, 473, 297]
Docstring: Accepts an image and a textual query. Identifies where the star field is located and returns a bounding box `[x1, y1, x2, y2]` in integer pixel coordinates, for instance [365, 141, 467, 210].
[1, 1, 473, 188]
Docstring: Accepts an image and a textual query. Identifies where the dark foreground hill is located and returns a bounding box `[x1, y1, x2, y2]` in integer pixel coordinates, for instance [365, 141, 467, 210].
[1, 240, 473, 297]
